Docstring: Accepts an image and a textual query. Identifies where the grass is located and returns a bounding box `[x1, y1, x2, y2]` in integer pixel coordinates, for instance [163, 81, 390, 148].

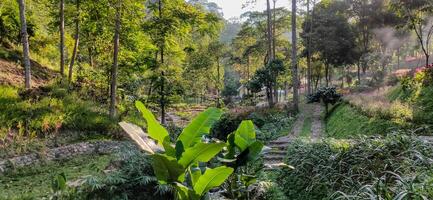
[278, 135, 433, 199]
[326, 102, 398, 138]
[300, 117, 312, 138]
[0, 154, 112, 199]
[0, 85, 118, 158]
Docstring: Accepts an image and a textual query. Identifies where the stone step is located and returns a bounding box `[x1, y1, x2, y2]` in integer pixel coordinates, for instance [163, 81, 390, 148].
[267, 143, 288, 150]
[269, 139, 291, 145]
[263, 155, 285, 161]
[264, 150, 286, 156]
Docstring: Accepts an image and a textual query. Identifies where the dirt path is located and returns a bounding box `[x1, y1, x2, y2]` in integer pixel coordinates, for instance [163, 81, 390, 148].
[311, 104, 323, 142]
[263, 103, 324, 169]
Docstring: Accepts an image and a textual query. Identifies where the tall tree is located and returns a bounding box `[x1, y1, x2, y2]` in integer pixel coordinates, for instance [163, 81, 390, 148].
[306, 0, 312, 95]
[60, 0, 65, 76]
[391, 0, 433, 66]
[17, 0, 31, 89]
[109, 0, 121, 119]
[291, 0, 299, 112]
[68, 0, 80, 82]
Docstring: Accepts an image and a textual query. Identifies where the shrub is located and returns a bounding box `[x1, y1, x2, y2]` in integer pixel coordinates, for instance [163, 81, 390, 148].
[278, 134, 433, 199]
[307, 87, 342, 115]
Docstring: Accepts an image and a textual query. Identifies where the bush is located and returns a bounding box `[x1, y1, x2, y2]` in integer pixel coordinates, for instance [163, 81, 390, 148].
[69, 145, 172, 200]
[211, 108, 295, 142]
[278, 135, 433, 199]
[0, 85, 117, 141]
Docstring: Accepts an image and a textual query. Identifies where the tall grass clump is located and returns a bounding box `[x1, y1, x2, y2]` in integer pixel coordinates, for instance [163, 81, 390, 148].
[278, 134, 433, 199]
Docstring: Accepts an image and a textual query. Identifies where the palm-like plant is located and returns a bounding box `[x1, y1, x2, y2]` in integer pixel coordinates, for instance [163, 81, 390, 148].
[120, 101, 236, 199]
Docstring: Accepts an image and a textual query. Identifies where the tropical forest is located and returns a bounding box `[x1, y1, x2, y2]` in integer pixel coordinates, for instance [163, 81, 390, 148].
[0, 0, 433, 199]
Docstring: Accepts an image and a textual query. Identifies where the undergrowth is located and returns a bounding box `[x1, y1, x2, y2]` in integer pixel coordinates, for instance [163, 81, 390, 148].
[326, 102, 398, 138]
[211, 108, 295, 142]
[278, 134, 433, 199]
[0, 154, 112, 199]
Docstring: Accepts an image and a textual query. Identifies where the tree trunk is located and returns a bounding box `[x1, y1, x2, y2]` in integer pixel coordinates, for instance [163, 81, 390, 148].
[109, 0, 121, 119]
[357, 62, 361, 85]
[325, 63, 329, 87]
[159, 0, 166, 125]
[266, 0, 273, 63]
[272, 0, 276, 59]
[216, 57, 221, 108]
[68, 0, 80, 82]
[291, 0, 299, 112]
[60, 0, 65, 76]
[18, 0, 31, 89]
[306, 0, 312, 95]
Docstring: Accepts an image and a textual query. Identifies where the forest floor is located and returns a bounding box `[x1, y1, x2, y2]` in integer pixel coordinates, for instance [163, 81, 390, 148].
[264, 103, 323, 169]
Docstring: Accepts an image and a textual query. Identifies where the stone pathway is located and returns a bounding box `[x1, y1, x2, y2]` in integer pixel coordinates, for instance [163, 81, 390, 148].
[311, 104, 324, 142]
[0, 141, 123, 174]
[263, 103, 324, 170]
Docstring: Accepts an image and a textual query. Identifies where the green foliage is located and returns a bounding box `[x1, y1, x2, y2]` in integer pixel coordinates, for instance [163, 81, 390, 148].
[326, 102, 398, 138]
[130, 101, 233, 199]
[278, 135, 433, 199]
[211, 108, 295, 142]
[0, 85, 116, 140]
[307, 87, 342, 115]
[0, 154, 112, 199]
[68, 145, 170, 200]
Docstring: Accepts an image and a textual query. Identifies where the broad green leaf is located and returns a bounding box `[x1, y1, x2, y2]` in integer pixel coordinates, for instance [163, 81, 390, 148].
[175, 140, 185, 160]
[246, 141, 264, 162]
[178, 107, 223, 148]
[234, 120, 256, 151]
[151, 154, 185, 184]
[193, 166, 234, 196]
[178, 142, 225, 167]
[118, 122, 156, 154]
[225, 133, 236, 159]
[135, 101, 169, 146]
[191, 167, 202, 186]
[175, 183, 199, 200]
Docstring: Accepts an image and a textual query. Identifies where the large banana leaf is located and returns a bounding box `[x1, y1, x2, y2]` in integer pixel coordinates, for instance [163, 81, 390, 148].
[177, 107, 223, 148]
[175, 183, 199, 200]
[151, 154, 185, 184]
[234, 120, 256, 151]
[178, 142, 225, 167]
[193, 166, 234, 196]
[246, 141, 264, 162]
[135, 101, 169, 146]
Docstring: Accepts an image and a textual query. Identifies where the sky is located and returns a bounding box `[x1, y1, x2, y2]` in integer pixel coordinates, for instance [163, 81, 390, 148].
[208, 0, 291, 20]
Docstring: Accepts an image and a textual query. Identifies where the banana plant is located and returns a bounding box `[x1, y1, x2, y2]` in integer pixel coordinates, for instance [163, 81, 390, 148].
[120, 101, 234, 200]
[222, 120, 266, 199]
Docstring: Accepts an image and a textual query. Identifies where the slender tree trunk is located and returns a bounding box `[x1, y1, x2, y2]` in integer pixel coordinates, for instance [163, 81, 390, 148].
[266, 0, 273, 62]
[325, 63, 329, 87]
[216, 57, 221, 108]
[397, 47, 400, 69]
[68, 0, 80, 82]
[291, 0, 298, 112]
[159, 0, 166, 125]
[272, 0, 276, 59]
[266, 0, 274, 107]
[357, 61, 361, 84]
[60, 0, 65, 76]
[109, 0, 121, 119]
[18, 0, 31, 89]
[306, 0, 312, 95]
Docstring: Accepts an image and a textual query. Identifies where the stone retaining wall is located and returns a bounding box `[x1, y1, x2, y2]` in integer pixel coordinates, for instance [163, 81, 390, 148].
[0, 141, 123, 174]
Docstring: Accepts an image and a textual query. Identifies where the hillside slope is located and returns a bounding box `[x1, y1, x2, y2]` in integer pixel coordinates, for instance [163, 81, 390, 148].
[0, 47, 57, 88]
